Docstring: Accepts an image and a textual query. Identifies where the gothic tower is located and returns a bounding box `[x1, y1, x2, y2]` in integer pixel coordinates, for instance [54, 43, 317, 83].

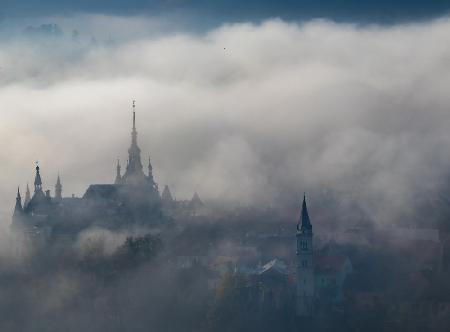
[296, 194, 315, 316]
[55, 175, 62, 202]
[25, 164, 50, 215]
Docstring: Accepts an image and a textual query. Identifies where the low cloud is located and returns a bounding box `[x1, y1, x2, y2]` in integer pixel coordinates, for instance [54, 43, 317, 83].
[0, 17, 449, 227]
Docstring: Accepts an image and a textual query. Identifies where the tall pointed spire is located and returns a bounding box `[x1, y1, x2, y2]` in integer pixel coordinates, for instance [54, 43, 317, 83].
[24, 183, 31, 207]
[132, 100, 137, 145]
[122, 100, 146, 185]
[55, 174, 62, 201]
[297, 193, 312, 234]
[14, 187, 23, 215]
[34, 162, 42, 192]
[115, 159, 122, 184]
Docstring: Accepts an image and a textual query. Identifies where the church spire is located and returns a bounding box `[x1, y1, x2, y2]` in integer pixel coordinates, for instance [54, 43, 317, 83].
[14, 187, 23, 215]
[132, 100, 137, 145]
[115, 159, 122, 184]
[297, 193, 312, 234]
[24, 183, 31, 207]
[55, 174, 62, 201]
[122, 100, 146, 185]
[34, 162, 42, 192]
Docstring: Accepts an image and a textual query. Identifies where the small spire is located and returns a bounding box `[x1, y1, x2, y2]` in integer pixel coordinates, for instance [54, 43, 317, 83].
[24, 183, 31, 206]
[132, 100, 136, 130]
[298, 193, 312, 233]
[14, 186, 23, 215]
[55, 173, 62, 201]
[115, 159, 122, 184]
[162, 185, 173, 202]
[34, 161, 42, 192]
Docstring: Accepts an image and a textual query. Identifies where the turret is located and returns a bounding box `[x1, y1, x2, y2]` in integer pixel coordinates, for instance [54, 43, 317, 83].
[115, 159, 122, 184]
[24, 183, 31, 207]
[13, 187, 23, 216]
[55, 175, 62, 202]
[34, 164, 42, 192]
[161, 185, 174, 202]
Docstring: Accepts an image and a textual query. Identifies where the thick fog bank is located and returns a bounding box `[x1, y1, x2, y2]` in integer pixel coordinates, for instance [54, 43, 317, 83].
[0, 17, 449, 228]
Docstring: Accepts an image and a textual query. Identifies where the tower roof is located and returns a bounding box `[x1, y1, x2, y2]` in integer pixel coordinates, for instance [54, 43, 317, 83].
[13, 186, 23, 215]
[161, 185, 173, 201]
[115, 159, 122, 184]
[34, 164, 42, 190]
[189, 192, 204, 209]
[298, 193, 312, 234]
[122, 101, 147, 185]
[24, 183, 31, 206]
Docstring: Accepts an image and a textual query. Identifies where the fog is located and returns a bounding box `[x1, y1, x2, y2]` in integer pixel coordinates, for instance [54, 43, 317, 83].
[0, 16, 449, 227]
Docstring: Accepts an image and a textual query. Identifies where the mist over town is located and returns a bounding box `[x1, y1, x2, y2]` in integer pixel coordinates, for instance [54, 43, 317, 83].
[0, 2, 450, 331]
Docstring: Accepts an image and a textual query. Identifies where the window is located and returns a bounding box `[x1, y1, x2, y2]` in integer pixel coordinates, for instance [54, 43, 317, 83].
[302, 259, 308, 267]
[300, 240, 308, 251]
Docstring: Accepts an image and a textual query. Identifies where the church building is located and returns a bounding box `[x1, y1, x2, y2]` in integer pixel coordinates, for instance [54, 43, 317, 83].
[12, 103, 167, 236]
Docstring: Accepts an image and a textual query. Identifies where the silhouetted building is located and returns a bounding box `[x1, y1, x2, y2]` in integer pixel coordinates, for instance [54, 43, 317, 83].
[12, 105, 168, 237]
[296, 194, 315, 316]
[295, 195, 353, 316]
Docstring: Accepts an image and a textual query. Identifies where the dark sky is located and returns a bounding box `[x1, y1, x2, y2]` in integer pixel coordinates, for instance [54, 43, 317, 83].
[1, 0, 450, 23]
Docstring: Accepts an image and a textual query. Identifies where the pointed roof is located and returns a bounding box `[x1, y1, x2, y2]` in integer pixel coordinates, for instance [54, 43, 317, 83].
[297, 193, 312, 234]
[191, 192, 203, 205]
[115, 159, 122, 184]
[13, 186, 24, 218]
[55, 174, 62, 200]
[189, 192, 204, 211]
[161, 185, 173, 201]
[122, 101, 147, 185]
[34, 164, 42, 191]
[24, 183, 31, 206]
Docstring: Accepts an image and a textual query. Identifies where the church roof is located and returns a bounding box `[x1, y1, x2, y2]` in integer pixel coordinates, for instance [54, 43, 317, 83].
[83, 184, 120, 200]
[297, 194, 312, 234]
[258, 259, 289, 275]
